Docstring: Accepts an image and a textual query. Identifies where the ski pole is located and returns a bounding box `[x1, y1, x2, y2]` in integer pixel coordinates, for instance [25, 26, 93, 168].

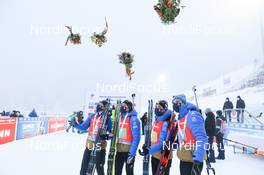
[132, 93, 136, 106]
[192, 85, 199, 108]
[192, 86, 216, 175]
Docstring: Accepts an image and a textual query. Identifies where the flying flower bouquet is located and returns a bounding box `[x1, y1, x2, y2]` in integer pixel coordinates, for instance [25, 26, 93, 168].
[91, 33, 107, 47]
[118, 52, 135, 80]
[154, 0, 181, 24]
[65, 26, 81, 46]
[91, 17, 108, 47]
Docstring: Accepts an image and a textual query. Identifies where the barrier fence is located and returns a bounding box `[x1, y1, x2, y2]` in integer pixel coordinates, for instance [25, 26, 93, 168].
[0, 118, 17, 144]
[211, 109, 264, 130]
[0, 116, 67, 145]
[223, 108, 263, 125]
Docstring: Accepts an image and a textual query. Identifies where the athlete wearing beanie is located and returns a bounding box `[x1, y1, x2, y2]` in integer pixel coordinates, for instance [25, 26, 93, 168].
[115, 100, 141, 175]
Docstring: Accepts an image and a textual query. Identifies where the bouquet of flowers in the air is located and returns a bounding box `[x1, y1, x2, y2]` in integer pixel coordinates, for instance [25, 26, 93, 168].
[91, 33, 107, 47]
[154, 0, 181, 24]
[65, 26, 81, 46]
[118, 52, 135, 80]
[91, 17, 108, 47]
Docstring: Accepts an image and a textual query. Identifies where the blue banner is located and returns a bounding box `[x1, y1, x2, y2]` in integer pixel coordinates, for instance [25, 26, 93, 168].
[16, 117, 49, 140]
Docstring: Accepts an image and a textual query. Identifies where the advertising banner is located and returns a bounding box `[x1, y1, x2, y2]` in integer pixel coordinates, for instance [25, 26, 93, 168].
[48, 117, 67, 133]
[0, 118, 17, 144]
[16, 117, 49, 140]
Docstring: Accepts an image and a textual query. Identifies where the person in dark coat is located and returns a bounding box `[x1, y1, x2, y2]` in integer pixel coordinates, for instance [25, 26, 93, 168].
[216, 109, 226, 122]
[10, 111, 17, 118]
[236, 96, 246, 123]
[76, 111, 84, 124]
[10, 110, 23, 118]
[205, 108, 216, 163]
[0, 111, 6, 116]
[215, 110, 225, 160]
[223, 97, 233, 122]
[140, 112, 148, 135]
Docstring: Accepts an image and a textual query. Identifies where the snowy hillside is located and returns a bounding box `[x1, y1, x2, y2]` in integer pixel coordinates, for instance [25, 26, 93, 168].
[183, 61, 264, 150]
[184, 61, 264, 118]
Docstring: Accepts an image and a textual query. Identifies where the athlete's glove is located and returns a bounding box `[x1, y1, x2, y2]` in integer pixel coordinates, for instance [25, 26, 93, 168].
[127, 154, 135, 165]
[99, 133, 113, 140]
[138, 144, 149, 156]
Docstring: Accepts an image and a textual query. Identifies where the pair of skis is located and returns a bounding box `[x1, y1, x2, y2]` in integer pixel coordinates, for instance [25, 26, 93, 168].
[107, 101, 121, 175]
[141, 100, 177, 175]
[142, 100, 154, 175]
[107, 95, 136, 174]
[86, 100, 112, 175]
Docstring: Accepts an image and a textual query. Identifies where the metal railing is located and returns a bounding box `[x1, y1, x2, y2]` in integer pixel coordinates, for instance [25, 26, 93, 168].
[223, 138, 258, 155]
[222, 109, 263, 126]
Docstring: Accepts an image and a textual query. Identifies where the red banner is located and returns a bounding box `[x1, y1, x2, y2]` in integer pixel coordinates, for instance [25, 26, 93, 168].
[48, 117, 66, 133]
[0, 118, 17, 144]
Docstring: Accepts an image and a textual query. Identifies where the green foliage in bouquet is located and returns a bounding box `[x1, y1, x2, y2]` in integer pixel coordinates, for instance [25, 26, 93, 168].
[91, 17, 108, 47]
[160, 4, 180, 24]
[155, 0, 181, 24]
[118, 52, 134, 69]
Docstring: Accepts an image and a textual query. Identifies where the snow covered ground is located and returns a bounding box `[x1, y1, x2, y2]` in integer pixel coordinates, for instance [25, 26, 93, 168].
[0, 132, 263, 175]
[226, 127, 264, 149]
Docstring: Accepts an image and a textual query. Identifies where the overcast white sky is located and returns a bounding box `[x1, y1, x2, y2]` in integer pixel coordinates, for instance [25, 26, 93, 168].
[0, 0, 263, 113]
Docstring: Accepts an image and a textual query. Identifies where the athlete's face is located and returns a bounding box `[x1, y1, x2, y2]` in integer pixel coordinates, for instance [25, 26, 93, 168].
[96, 103, 105, 113]
[172, 99, 183, 113]
[120, 103, 129, 113]
[155, 104, 165, 116]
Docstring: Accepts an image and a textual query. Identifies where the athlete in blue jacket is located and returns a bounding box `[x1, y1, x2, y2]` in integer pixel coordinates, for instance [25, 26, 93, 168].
[74, 100, 112, 175]
[115, 100, 141, 175]
[139, 100, 174, 175]
[172, 94, 208, 175]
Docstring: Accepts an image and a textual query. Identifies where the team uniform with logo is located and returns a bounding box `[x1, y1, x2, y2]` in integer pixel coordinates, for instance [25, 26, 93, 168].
[148, 110, 173, 175]
[76, 113, 112, 175]
[115, 109, 141, 175]
[173, 94, 208, 175]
